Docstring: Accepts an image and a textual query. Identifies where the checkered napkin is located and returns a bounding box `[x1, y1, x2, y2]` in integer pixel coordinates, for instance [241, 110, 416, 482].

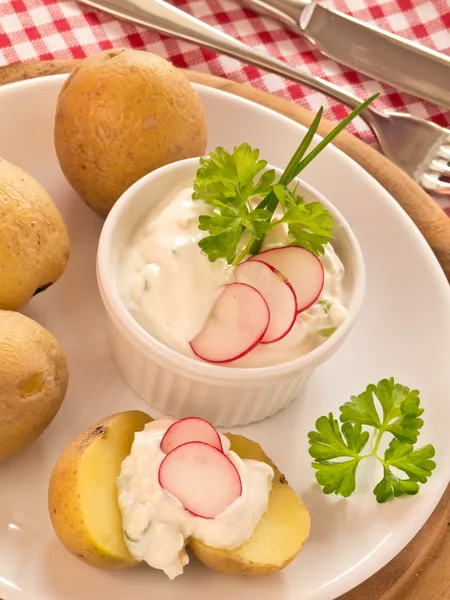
[0, 0, 450, 210]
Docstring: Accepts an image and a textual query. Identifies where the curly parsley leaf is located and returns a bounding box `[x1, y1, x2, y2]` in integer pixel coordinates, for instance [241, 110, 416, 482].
[192, 144, 276, 263]
[198, 214, 240, 235]
[373, 439, 436, 502]
[253, 170, 277, 197]
[271, 183, 302, 210]
[193, 95, 378, 264]
[309, 414, 369, 497]
[309, 414, 370, 460]
[373, 468, 420, 503]
[283, 201, 334, 256]
[340, 383, 383, 430]
[308, 378, 436, 503]
[193, 144, 268, 198]
[341, 378, 424, 444]
[384, 438, 436, 483]
[373, 379, 424, 444]
[198, 228, 242, 264]
[313, 458, 360, 498]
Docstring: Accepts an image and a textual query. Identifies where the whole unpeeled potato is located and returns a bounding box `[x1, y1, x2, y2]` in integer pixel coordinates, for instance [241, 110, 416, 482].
[54, 49, 208, 217]
[0, 158, 70, 310]
[0, 310, 69, 462]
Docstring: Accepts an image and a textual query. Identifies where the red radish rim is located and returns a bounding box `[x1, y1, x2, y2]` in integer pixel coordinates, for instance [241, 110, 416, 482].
[236, 259, 294, 292]
[241, 259, 298, 344]
[160, 416, 223, 453]
[296, 258, 324, 313]
[158, 440, 243, 518]
[251, 248, 325, 314]
[189, 282, 270, 364]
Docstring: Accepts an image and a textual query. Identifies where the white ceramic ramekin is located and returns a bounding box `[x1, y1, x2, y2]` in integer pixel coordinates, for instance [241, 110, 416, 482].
[96, 158, 365, 426]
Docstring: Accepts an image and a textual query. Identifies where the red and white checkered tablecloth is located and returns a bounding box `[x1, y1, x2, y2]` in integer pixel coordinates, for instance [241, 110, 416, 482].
[1, 0, 450, 209]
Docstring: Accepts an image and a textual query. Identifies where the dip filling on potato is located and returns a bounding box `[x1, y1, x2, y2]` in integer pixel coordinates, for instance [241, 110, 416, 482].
[117, 418, 273, 580]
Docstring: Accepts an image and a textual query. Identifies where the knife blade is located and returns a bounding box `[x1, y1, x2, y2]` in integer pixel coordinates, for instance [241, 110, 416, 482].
[241, 0, 450, 110]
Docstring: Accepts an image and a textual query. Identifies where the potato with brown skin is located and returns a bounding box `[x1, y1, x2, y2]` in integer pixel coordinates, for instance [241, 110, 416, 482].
[48, 416, 310, 575]
[0, 311, 69, 461]
[48, 411, 152, 570]
[54, 49, 208, 217]
[0, 158, 70, 310]
[189, 434, 311, 576]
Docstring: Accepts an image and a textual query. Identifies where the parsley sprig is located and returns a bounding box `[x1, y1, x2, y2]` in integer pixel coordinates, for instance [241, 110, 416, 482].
[308, 378, 436, 503]
[193, 94, 378, 265]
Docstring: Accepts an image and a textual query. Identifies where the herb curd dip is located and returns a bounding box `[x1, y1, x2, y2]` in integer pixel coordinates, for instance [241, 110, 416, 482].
[119, 185, 348, 367]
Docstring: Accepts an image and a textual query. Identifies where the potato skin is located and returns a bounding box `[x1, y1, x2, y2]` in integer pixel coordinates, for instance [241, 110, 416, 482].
[48, 411, 151, 570]
[0, 158, 70, 310]
[54, 49, 208, 217]
[0, 311, 68, 461]
[49, 424, 109, 568]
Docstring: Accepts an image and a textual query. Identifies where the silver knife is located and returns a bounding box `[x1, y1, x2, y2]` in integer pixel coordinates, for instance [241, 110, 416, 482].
[241, 0, 450, 110]
[76, 0, 450, 114]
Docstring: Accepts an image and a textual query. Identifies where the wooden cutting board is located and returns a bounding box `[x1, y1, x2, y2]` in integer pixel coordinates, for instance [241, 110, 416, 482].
[0, 59, 449, 600]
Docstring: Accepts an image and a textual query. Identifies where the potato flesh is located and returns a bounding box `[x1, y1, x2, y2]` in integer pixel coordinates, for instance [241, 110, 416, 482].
[189, 434, 311, 576]
[225, 484, 309, 566]
[79, 415, 149, 556]
[49, 410, 152, 568]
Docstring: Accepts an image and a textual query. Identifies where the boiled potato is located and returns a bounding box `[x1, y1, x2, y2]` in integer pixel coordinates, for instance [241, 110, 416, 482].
[48, 411, 152, 569]
[189, 434, 311, 576]
[54, 49, 208, 217]
[0, 157, 70, 310]
[49, 412, 310, 576]
[0, 310, 68, 461]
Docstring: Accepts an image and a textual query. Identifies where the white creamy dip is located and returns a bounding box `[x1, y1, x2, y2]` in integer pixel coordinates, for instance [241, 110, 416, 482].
[120, 185, 348, 367]
[118, 420, 273, 579]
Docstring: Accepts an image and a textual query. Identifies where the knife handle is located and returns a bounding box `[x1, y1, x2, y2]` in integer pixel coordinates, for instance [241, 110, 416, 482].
[241, 0, 311, 30]
[80, 0, 365, 111]
[243, 0, 316, 32]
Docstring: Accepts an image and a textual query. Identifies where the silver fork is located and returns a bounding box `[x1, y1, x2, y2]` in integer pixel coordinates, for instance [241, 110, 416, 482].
[79, 0, 450, 195]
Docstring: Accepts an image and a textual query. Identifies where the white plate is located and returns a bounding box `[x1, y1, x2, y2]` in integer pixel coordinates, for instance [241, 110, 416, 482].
[0, 74, 449, 600]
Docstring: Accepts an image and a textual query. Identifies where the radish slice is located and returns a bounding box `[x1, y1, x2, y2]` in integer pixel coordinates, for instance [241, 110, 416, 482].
[160, 417, 223, 454]
[235, 260, 297, 344]
[158, 441, 242, 519]
[249, 247, 324, 313]
[190, 282, 269, 363]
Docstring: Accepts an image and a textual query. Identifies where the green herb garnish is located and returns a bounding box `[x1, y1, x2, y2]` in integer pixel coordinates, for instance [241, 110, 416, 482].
[308, 378, 436, 503]
[193, 94, 378, 265]
[319, 299, 332, 313]
[318, 327, 336, 338]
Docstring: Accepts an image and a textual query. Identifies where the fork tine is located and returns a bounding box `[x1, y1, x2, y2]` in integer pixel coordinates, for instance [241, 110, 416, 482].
[429, 159, 450, 176]
[421, 172, 450, 196]
[438, 144, 450, 161]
